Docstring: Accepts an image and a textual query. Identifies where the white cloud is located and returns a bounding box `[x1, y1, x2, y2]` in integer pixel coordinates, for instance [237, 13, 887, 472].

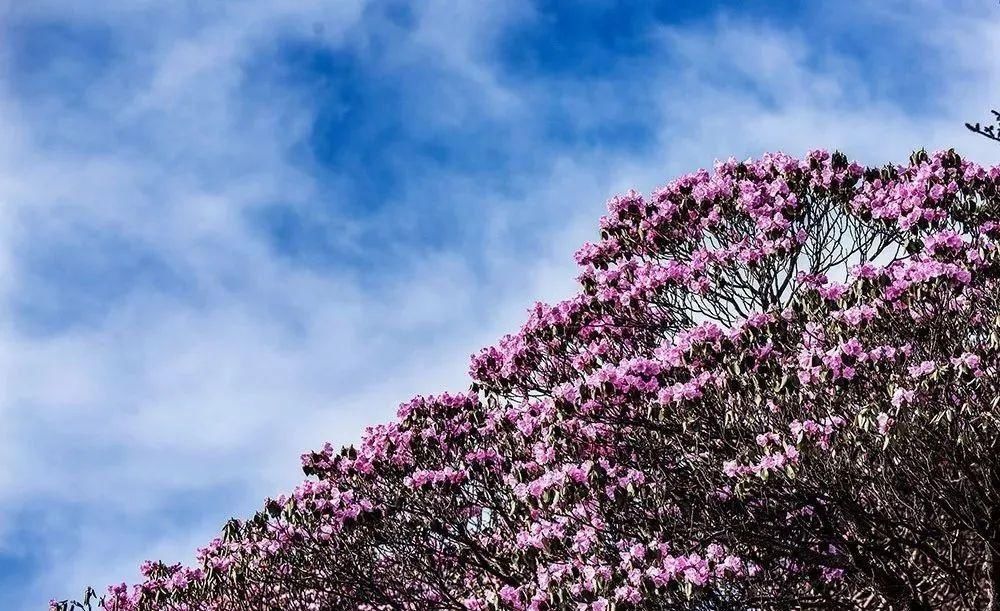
[2, 1, 1000, 607]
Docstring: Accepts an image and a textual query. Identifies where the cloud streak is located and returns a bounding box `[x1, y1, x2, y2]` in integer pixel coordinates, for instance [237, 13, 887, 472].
[2, 0, 999, 606]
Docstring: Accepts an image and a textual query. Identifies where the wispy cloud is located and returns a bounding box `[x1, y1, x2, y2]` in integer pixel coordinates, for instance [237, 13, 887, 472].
[2, 0, 999, 606]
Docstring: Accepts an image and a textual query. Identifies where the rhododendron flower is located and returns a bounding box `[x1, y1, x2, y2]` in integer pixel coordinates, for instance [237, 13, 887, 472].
[56, 149, 1000, 611]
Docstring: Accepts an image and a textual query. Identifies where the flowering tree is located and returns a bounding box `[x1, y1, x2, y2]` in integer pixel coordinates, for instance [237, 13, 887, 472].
[56, 149, 1000, 611]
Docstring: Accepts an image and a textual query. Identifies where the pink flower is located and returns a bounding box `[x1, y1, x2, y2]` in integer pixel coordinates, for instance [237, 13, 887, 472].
[891, 388, 915, 407]
[876, 412, 895, 435]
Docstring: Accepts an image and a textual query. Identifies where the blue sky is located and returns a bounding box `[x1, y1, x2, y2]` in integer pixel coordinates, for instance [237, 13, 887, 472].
[1, 1, 999, 607]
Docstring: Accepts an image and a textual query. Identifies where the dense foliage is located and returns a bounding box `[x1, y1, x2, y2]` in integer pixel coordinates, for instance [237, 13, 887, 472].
[57, 149, 1000, 610]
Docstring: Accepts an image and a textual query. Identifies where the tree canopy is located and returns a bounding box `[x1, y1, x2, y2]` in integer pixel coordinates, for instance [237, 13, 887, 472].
[57, 149, 1000, 611]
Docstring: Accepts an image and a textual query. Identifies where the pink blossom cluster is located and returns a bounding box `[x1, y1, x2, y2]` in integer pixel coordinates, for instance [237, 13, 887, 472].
[55, 149, 1000, 611]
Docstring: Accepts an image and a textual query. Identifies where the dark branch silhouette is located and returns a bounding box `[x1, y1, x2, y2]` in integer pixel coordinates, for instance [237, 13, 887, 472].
[966, 109, 1000, 144]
